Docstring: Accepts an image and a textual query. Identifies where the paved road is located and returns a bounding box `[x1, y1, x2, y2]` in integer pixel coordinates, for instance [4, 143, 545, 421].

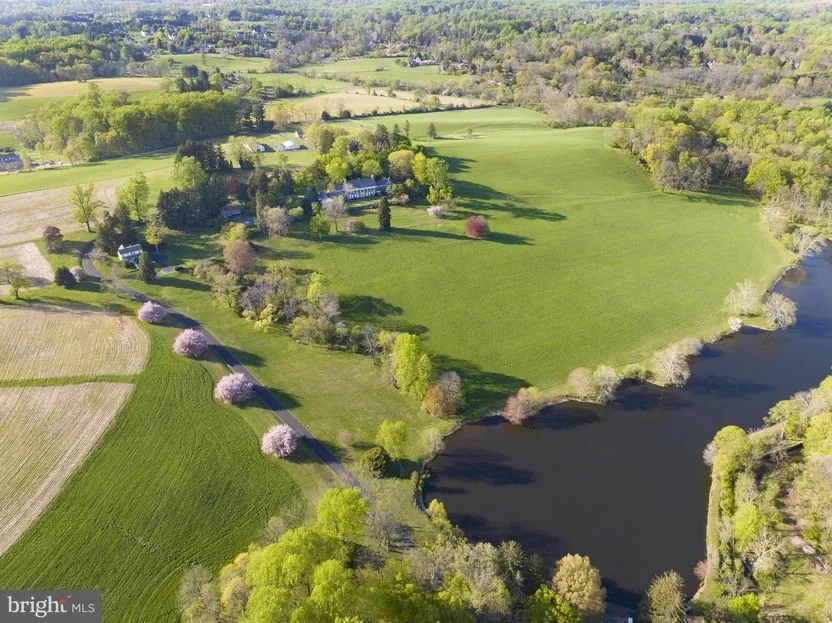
[81, 251, 372, 500]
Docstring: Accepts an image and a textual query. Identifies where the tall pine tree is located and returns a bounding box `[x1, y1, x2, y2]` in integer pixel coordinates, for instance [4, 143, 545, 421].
[138, 251, 156, 284]
[378, 197, 391, 232]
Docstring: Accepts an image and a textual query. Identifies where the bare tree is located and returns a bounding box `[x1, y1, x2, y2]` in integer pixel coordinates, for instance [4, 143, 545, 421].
[322, 196, 347, 232]
[593, 365, 621, 403]
[265, 207, 291, 238]
[652, 343, 691, 387]
[725, 280, 758, 316]
[568, 367, 595, 399]
[789, 227, 825, 258]
[762, 292, 797, 329]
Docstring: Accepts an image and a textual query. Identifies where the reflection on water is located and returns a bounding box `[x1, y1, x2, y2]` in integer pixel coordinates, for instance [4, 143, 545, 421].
[426, 251, 832, 606]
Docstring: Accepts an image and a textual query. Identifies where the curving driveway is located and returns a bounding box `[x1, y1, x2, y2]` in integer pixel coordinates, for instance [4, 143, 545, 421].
[82, 250, 372, 500]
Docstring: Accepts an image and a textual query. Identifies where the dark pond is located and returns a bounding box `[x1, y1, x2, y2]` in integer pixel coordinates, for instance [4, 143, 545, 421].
[425, 250, 832, 607]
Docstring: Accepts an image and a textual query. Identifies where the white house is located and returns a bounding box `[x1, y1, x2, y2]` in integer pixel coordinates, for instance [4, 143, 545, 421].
[245, 143, 267, 153]
[320, 177, 392, 202]
[278, 140, 301, 152]
[117, 243, 143, 266]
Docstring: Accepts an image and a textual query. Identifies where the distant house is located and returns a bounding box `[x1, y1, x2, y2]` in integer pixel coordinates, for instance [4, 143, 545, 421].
[220, 208, 243, 219]
[320, 177, 392, 202]
[245, 143, 267, 153]
[278, 140, 301, 152]
[117, 243, 143, 266]
[0, 152, 23, 172]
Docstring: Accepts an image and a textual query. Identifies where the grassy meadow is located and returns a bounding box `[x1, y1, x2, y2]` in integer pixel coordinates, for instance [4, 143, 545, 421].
[300, 57, 472, 88]
[0, 289, 335, 621]
[288, 108, 788, 401]
[0, 78, 164, 122]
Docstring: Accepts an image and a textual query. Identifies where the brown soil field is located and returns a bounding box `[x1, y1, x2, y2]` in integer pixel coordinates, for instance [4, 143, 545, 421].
[0, 305, 149, 381]
[0, 242, 54, 295]
[0, 382, 135, 555]
[0, 169, 167, 246]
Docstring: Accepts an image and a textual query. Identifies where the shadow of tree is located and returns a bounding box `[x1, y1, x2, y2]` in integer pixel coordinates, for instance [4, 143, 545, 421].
[432, 354, 528, 412]
[159, 275, 210, 292]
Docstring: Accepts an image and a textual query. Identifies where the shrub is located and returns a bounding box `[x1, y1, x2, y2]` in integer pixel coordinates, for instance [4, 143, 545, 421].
[360, 446, 391, 477]
[288, 206, 305, 221]
[70, 266, 85, 281]
[54, 266, 76, 287]
[426, 205, 444, 218]
[464, 215, 489, 239]
[344, 219, 366, 233]
[504, 387, 541, 425]
[173, 329, 208, 358]
[137, 301, 167, 324]
[214, 372, 255, 404]
[309, 213, 331, 239]
[261, 424, 297, 458]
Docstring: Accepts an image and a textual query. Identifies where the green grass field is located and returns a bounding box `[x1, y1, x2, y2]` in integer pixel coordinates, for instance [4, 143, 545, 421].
[271, 107, 788, 403]
[0, 288, 335, 621]
[0, 78, 164, 122]
[300, 57, 471, 88]
[0, 150, 177, 197]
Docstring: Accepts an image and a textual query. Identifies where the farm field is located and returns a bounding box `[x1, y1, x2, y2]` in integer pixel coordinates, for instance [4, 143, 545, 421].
[300, 57, 472, 88]
[0, 382, 134, 555]
[0, 167, 172, 244]
[273, 90, 484, 122]
[0, 77, 165, 122]
[0, 304, 148, 381]
[0, 243, 53, 294]
[0, 289, 334, 621]
[0, 150, 175, 198]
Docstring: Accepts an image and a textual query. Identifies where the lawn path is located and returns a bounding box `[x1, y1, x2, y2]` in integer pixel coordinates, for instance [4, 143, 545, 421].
[81, 249, 372, 501]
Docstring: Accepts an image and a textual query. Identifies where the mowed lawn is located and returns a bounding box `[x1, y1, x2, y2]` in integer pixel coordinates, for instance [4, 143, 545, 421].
[0, 307, 332, 621]
[268, 107, 790, 404]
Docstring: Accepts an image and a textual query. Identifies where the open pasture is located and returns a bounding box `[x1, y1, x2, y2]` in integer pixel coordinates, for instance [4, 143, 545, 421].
[0, 305, 148, 381]
[265, 107, 791, 403]
[0, 242, 53, 294]
[300, 57, 472, 88]
[0, 78, 164, 122]
[0, 382, 135, 555]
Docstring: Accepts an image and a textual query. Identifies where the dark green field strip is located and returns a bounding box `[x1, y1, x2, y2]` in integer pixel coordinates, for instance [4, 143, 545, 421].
[0, 374, 137, 387]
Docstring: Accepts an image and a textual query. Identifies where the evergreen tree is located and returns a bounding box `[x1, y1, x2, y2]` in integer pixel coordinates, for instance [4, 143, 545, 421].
[378, 197, 391, 232]
[138, 251, 156, 284]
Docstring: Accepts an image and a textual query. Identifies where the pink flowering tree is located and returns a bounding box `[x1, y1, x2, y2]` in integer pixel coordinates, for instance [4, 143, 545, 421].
[261, 424, 298, 458]
[214, 373, 255, 404]
[173, 329, 208, 358]
[137, 301, 167, 324]
[70, 266, 85, 281]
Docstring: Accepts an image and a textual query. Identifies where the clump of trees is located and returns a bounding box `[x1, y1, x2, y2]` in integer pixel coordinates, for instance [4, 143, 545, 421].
[19, 84, 241, 161]
[421, 371, 463, 418]
[54, 266, 76, 288]
[179, 485, 612, 623]
[173, 329, 208, 358]
[261, 424, 298, 458]
[651, 339, 701, 387]
[137, 301, 166, 324]
[214, 372, 254, 405]
[762, 292, 797, 329]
